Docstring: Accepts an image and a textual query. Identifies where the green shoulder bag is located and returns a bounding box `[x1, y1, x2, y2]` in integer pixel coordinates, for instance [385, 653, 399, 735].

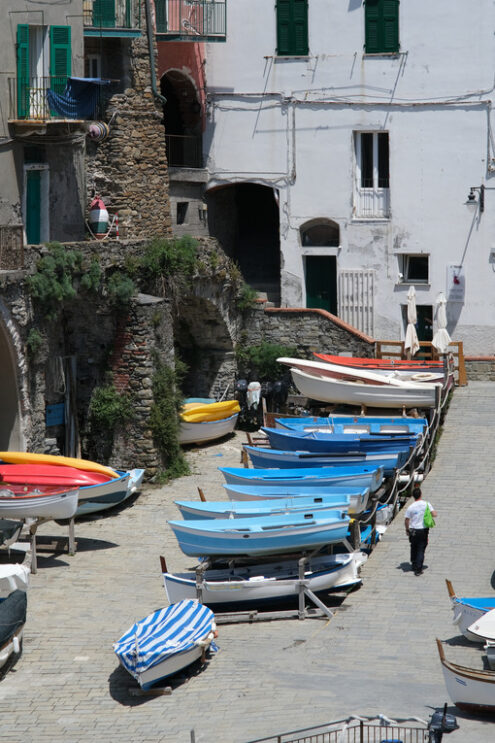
[423, 503, 435, 528]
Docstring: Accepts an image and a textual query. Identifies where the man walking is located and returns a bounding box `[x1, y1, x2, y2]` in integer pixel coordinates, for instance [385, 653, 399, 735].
[404, 487, 437, 576]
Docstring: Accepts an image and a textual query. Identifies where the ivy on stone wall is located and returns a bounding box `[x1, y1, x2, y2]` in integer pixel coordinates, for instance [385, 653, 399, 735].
[149, 354, 190, 481]
[86, 380, 134, 463]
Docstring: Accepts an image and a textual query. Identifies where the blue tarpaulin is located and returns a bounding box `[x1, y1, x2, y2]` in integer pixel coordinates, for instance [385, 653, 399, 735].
[46, 77, 111, 119]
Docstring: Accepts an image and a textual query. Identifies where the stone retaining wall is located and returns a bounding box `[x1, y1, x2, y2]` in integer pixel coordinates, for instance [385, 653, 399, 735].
[465, 357, 495, 381]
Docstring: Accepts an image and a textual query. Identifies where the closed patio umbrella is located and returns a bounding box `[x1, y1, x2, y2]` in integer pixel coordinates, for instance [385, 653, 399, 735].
[404, 285, 419, 358]
[432, 292, 451, 354]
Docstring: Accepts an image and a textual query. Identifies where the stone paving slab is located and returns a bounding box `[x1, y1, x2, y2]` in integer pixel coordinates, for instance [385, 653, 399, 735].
[0, 384, 494, 742]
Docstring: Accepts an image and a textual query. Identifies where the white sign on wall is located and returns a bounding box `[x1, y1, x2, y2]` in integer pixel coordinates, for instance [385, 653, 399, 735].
[446, 265, 465, 303]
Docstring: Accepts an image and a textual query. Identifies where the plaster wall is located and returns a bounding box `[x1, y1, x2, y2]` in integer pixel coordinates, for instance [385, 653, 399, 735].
[204, 0, 495, 355]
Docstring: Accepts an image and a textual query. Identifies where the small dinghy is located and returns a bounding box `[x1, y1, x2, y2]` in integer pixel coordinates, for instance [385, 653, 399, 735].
[221, 484, 370, 514]
[0, 486, 79, 520]
[314, 352, 445, 371]
[0, 451, 118, 478]
[219, 464, 384, 492]
[179, 400, 240, 445]
[465, 608, 495, 644]
[174, 494, 354, 520]
[445, 579, 495, 642]
[113, 600, 217, 689]
[0, 590, 27, 673]
[162, 552, 367, 608]
[437, 638, 495, 714]
[276, 415, 428, 436]
[243, 444, 410, 476]
[261, 426, 420, 454]
[0, 464, 112, 487]
[168, 508, 350, 557]
[75, 468, 144, 517]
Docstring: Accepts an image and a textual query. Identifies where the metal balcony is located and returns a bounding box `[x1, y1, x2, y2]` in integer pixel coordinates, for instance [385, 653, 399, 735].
[8, 77, 108, 122]
[155, 0, 226, 41]
[83, 0, 141, 37]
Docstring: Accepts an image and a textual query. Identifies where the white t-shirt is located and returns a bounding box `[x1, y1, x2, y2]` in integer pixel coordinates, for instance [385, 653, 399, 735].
[405, 499, 434, 529]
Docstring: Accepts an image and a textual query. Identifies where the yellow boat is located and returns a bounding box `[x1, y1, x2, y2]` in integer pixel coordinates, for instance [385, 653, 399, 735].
[180, 400, 240, 423]
[0, 451, 119, 479]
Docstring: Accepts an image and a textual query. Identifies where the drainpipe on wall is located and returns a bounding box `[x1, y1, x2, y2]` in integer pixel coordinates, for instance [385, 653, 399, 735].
[144, 0, 167, 105]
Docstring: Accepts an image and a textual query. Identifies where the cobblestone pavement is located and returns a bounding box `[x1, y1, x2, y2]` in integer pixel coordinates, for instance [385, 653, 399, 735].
[0, 383, 494, 742]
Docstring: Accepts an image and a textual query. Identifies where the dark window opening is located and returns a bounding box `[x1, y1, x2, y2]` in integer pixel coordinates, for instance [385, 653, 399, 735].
[177, 202, 188, 225]
[301, 220, 340, 247]
[400, 255, 429, 283]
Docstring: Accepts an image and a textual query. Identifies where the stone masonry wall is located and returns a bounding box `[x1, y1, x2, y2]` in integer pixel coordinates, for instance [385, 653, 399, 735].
[85, 11, 172, 240]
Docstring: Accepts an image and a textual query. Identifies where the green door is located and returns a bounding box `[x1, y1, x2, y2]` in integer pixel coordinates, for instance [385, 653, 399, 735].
[26, 170, 41, 244]
[305, 256, 337, 314]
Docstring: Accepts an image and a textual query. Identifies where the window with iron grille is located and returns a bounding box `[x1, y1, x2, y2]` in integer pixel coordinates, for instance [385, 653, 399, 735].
[354, 131, 390, 219]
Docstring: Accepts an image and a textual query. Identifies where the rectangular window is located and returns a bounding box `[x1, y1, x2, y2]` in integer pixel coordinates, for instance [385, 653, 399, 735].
[277, 0, 308, 56]
[399, 255, 429, 284]
[85, 54, 101, 79]
[354, 132, 390, 218]
[177, 202, 188, 225]
[365, 0, 399, 54]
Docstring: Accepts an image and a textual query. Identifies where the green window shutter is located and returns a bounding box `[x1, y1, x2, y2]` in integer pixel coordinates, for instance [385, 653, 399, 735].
[92, 0, 116, 28]
[277, 0, 308, 56]
[50, 26, 71, 94]
[365, 0, 399, 54]
[382, 0, 399, 53]
[17, 24, 30, 118]
[155, 0, 167, 33]
[26, 170, 42, 245]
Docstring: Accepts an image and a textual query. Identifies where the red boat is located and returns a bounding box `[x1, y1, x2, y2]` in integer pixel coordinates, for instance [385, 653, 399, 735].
[0, 464, 112, 488]
[314, 353, 445, 372]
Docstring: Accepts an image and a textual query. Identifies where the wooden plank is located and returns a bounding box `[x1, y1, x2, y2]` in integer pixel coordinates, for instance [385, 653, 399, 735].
[214, 607, 328, 624]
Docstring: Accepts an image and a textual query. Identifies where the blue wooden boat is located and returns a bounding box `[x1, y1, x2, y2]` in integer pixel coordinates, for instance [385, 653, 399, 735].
[262, 426, 420, 454]
[219, 464, 384, 492]
[174, 492, 361, 520]
[221, 484, 370, 514]
[243, 445, 411, 476]
[168, 508, 350, 557]
[446, 580, 495, 643]
[275, 415, 428, 436]
[113, 600, 217, 689]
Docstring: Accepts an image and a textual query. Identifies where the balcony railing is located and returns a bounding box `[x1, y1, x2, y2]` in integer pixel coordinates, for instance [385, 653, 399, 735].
[9, 77, 108, 122]
[165, 134, 203, 168]
[155, 0, 226, 41]
[83, 0, 140, 32]
[354, 187, 390, 219]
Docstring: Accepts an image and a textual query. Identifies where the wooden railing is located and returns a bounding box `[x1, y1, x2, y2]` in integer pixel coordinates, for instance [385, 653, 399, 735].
[375, 340, 467, 387]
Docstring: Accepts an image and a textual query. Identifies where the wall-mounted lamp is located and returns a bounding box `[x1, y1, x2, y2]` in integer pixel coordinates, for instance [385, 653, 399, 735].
[466, 185, 485, 212]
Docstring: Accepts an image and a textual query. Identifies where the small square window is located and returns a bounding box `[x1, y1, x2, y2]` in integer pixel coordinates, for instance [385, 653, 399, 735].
[399, 255, 429, 283]
[177, 202, 188, 225]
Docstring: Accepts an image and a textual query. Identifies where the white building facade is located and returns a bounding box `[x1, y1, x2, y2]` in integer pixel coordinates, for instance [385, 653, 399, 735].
[203, 0, 495, 355]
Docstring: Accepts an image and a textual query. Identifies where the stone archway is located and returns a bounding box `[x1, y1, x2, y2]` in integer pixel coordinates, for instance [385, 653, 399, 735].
[172, 286, 238, 400]
[206, 183, 281, 304]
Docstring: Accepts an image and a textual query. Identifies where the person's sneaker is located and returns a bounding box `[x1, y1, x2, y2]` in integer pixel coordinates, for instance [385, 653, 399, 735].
[414, 570, 423, 576]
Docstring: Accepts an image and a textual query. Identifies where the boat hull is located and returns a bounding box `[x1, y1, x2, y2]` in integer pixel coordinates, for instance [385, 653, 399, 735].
[290, 367, 440, 408]
[452, 599, 495, 642]
[222, 485, 370, 514]
[175, 494, 356, 520]
[0, 451, 117, 478]
[219, 465, 384, 492]
[163, 552, 367, 607]
[179, 413, 238, 445]
[243, 444, 409, 476]
[262, 426, 419, 454]
[275, 415, 427, 436]
[0, 590, 27, 671]
[0, 488, 79, 520]
[0, 464, 110, 487]
[168, 509, 350, 557]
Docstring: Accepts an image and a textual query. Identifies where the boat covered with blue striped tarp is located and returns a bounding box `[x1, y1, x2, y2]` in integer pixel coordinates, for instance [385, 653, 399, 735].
[275, 415, 428, 436]
[219, 464, 384, 492]
[262, 426, 420, 454]
[113, 600, 217, 689]
[243, 444, 411, 476]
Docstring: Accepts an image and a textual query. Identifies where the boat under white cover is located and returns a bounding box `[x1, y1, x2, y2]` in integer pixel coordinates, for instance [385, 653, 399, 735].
[465, 608, 495, 643]
[290, 367, 441, 409]
[179, 413, 239, 445]
[163, 552, 367, 607]
[0, 487, 79, 520]
[0, 563, 30, 600]
[437, 638, 495, 714]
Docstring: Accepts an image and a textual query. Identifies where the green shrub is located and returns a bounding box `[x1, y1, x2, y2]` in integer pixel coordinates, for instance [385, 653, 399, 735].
[236, 282, 258, 311]
[26, 328, 44, 357]
[140, 236, 198, 280]
[87, 382, 134, 462]
[236, 341, 299, 380]
[27, 243, 83, 319]
[106, 271, 136, 307]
